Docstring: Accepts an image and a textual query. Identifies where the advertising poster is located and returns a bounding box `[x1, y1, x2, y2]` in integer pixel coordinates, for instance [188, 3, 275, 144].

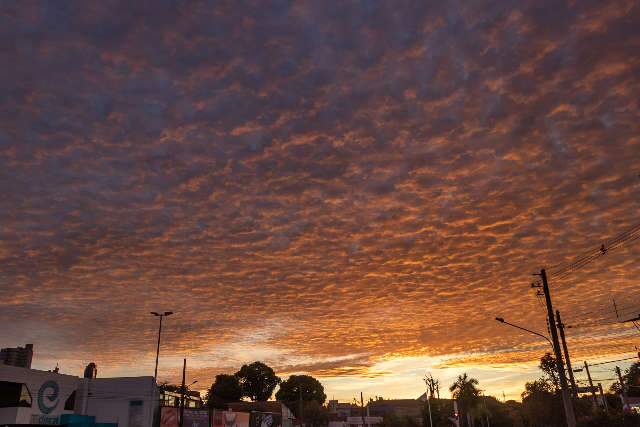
[161, 407, 179, 427]
[184, 409, 210, 427]
[212, 410, 250, 427]
[250, 412, 282, 427]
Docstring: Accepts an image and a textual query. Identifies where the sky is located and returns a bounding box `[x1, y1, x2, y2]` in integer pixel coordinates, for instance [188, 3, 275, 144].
[1, 0, 640, 402]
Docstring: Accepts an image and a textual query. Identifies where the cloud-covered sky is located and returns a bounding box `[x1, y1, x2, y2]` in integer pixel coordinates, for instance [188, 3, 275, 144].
[2, 0, 640, 400]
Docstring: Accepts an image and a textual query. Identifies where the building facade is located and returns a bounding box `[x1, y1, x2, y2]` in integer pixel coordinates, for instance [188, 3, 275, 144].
[0, 344, 33, 369]
[0, 364, 78, 424]
[0, 364, 158, 427]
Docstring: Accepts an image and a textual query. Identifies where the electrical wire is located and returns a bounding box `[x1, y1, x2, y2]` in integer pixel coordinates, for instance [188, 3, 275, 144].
[613, 301, 640, 313]
[566, 320, 623, 329]
[527, 221, 640, 362]
[561, 300, 640, 321]
[547, 220, 640, 280]
[589, 356, 638, 367]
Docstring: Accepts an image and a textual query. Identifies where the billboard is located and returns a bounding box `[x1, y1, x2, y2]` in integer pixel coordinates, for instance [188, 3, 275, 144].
[184, 409, 210, 427]
[250, 412, 282, 427]
[161, 407, 179, 427]
[212, 410, 250, 427]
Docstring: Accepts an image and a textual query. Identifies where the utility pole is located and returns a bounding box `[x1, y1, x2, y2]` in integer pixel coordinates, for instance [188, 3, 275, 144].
[426, 397, 433, 427]
[598, 383, 608, 414]
[556, 311, 577, 398]
[538, 269, 576, 427]
[179, 358, 186, 427]
[151, 311, 173, 383]
[616, 366, 629, 412]
[583, 361, 598, 408]
[453, 401, 460, 427]
[155, 315, 164, 382]
[299, 387, 303, 427]
[361, 392, 366, 427]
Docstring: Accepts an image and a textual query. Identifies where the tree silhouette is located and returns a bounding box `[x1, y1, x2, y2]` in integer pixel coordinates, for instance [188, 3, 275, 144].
[206, 374, 242, 407]
[449, 373, 481, 427]
[235, 361, 280, 402]
[275, 374, 326, 417]
[539, 353, 559, 391]
[423, 372, 440, 399]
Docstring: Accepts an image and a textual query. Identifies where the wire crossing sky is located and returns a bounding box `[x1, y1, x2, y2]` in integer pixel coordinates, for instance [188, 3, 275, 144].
[1, 0, 640, 400]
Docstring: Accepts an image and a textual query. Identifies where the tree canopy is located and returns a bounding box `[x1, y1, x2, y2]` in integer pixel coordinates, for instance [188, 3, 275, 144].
[206, 374, 243, 407]
[450, 373, 481, 427]
[300, 400, 329, 427]
[424, 372, 440, 399]
[275, 374, 327, 414]
[539, 352, 559, 391]
[450, 373, 480, 405]
[235, 361, 281, 402]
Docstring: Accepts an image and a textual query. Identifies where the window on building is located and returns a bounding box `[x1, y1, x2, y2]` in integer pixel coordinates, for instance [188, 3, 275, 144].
[19, 384, 32, 407]
[64, 390, 76, 410]
[0, 381, 32, 408]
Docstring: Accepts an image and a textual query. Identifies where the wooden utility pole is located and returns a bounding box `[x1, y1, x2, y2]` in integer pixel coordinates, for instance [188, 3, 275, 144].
[583, 361, 598, 408]
[616, 366, 629, 412]
[154, 314, 164, 382]
[556, 311, 577, 398]
[179, 358, 186, 427]
[598, 383, 608, 414]
[299, 387, 303, 427]
[539, 269, 576, 427]
[360, 392, 366, 427]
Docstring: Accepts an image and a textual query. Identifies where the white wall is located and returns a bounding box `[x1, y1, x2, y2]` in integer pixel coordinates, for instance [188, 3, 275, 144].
[0, 366, 157, 427]
[0, 365, 78, 424]
[81, 376, 158, 427]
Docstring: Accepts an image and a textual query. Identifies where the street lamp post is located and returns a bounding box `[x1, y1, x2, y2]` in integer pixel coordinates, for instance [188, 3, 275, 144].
[151, 311, 174, 382]
[495, 317, 553, 348]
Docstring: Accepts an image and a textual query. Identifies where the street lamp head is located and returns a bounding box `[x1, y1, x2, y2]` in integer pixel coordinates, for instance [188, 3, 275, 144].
[495, 317, 505, 323]
[164, 311, 174, 316]
[151, 312, 160, 316]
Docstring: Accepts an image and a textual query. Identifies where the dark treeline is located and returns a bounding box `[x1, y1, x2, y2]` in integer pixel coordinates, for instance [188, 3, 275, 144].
[199, 358, 640, 427]
[410, 356, 640, 427]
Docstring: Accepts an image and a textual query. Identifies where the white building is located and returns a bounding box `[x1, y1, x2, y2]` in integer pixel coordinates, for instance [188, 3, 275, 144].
[0, 364, 77, 424]
[0, 364, 158, 427]
[78, 376, 158, 427]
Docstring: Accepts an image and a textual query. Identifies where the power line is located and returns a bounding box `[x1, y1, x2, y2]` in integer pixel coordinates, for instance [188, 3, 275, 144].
[561, 310, 618, 324]
[613, 301, 640, 313]
[588, 356, 638, 367]
[547, 220, 640, 281]
[566, 320, 623, 329]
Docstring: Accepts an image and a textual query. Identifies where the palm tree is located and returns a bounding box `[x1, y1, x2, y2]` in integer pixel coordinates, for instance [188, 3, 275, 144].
[449, 373, 481, 427]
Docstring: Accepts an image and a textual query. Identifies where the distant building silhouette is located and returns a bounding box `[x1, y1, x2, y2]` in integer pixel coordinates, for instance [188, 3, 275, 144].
[84, 362, 98, 378]
[0, 343, 33, 368]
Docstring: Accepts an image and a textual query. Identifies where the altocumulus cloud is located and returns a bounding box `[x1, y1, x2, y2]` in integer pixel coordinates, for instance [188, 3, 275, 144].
[1, 0, 640, 391]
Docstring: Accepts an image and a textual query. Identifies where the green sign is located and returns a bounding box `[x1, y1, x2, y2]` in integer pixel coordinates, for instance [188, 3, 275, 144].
[37, 380, 60, 414]
[31, 414, 59, 425]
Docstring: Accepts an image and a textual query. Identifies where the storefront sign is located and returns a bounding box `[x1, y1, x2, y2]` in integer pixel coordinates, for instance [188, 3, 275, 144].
[37, 380, 60, 414]
[31, 414, 60, 425]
